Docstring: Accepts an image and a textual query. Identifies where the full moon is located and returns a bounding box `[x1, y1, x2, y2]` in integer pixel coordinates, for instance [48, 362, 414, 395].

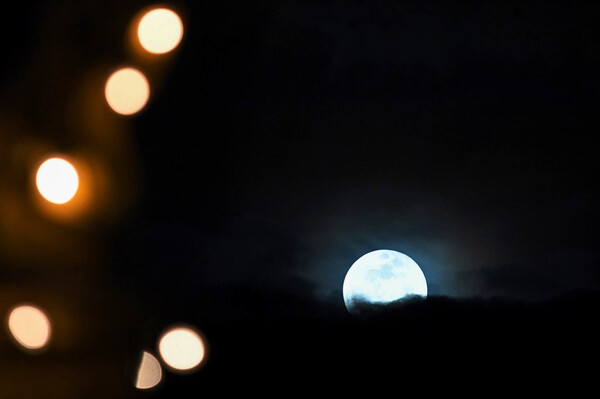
[343, 249, 428, 313]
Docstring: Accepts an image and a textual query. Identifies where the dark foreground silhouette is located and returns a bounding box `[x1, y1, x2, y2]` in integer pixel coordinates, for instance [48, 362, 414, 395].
[158, 287, 600, 396]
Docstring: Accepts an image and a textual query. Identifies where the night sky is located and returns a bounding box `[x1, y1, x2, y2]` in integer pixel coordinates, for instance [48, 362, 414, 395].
[1, 1, 600, 397]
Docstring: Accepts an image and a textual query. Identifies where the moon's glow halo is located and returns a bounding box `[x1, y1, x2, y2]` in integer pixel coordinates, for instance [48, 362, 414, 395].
[343, 249, 428, 313]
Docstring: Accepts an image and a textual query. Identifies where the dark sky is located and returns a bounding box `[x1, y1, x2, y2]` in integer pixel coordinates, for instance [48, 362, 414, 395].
[1, 0, 600, 397]
[118, 0, 600, 301]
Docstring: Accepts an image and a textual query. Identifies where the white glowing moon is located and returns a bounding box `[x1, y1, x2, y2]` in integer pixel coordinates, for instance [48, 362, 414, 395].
[343, 249, 427, 313]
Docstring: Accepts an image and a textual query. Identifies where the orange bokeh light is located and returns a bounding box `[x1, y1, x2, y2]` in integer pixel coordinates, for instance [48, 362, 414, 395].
[36, 157, 79, 204]
[135, 351, 163, 389]
[104, 67, 150, 115]
[158, 326, 206, 372]
[7, 304, 52, 352]
[137, 8, 183, 54]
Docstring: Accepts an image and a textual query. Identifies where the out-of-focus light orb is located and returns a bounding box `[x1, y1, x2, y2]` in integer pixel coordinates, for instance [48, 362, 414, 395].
[137, 8, 183, 54]
[135, 351, 162, 389]
[158, 327, 205, 371]
[36, 157, 79, 204]
[104, 67, 150, 115]
[7, 305, 51, 351]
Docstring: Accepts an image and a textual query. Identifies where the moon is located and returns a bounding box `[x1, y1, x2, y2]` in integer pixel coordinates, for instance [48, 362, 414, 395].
[343, 249, 428, 313]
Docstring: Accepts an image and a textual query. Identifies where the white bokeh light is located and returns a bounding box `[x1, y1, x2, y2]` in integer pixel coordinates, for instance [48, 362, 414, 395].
[104, 67, 150, 115]
[137, 8, 183, 54]
[36, 157, 79, 204]
[158, 327, 205, 372]
[135, 351, 162, 389]
[7, 304, 52, 351]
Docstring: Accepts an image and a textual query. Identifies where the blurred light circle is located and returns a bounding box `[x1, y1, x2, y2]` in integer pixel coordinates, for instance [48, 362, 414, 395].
[104, 67, 150, 115]
[158, 327, 205, 371]
[137, 8, 183, 54]
[36, 157, 79, 204]
[135, 351, 162, 389]
[7, 304, 51, 351]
